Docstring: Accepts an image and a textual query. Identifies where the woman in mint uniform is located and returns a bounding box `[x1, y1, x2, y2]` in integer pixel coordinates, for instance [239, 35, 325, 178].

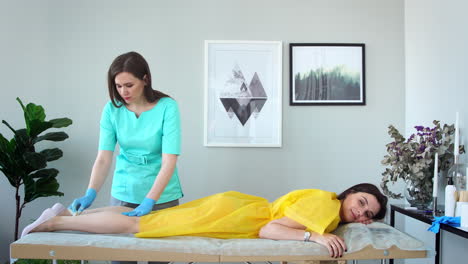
[69, 51, 183, 231]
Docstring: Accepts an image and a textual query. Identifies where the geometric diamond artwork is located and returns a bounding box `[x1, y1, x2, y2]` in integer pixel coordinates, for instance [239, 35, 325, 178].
[205, 40, 282, 147]
[219, 64, 268, 126]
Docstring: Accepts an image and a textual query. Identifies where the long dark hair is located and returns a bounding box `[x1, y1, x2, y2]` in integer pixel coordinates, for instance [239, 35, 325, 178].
[337, 183, 388, 220]
[107, 51, 169, 107]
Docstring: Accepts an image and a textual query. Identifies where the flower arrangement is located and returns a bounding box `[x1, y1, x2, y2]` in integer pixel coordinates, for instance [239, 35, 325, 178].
[381, 120, 465, 203]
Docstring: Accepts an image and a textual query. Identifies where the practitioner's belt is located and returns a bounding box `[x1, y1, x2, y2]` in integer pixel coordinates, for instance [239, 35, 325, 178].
[121, 151, 159, 165]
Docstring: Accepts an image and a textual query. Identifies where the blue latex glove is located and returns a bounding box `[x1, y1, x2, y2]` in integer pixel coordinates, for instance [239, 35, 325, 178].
[122, 197, 155, 217]
[427, 216, 461, 233]
[68, 188, 97, 215]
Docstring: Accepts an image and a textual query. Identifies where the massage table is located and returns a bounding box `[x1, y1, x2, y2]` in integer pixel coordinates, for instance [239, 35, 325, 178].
[11, 222, 429, 263]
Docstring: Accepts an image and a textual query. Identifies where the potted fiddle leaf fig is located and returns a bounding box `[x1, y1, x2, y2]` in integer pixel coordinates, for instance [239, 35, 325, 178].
[0, 98, 72, 240]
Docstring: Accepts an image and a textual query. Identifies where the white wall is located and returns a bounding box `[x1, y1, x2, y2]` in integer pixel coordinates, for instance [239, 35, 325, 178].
[0, 0, 54, 260]
[404, 0, 468, 263]
[0, 0, 405, 262]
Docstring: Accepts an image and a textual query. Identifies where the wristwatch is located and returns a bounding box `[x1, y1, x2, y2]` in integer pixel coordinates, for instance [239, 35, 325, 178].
[303, 231, 311, 242]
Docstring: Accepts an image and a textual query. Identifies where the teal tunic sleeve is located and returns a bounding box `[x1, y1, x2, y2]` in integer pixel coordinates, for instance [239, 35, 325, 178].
[99, 102, 117, 151]
[161, 99, 181, 155]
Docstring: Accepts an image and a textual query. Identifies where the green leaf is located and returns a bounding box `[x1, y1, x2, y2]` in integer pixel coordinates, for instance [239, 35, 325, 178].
[24, 102, 46, 122]
[18, 98, 46, 135]
[29, 168, 59, 179]
[49, 118, 73, 128]
[0, 168, 17, 186]
[1, 125, 34, 170]
[0, 133, 14, 171]
[16, 97, 26, 111]
[36, 177, 62, 194]
[23, 174, 35, 202]
[2, 120, 17, 134]
[34, 132, 69, 144]
[0, 132, 11, 153]
[25, 177, 64, 203]
[28, 119, 53, 138]
[23, 152, 47, 170]
[0, 136, 27, 187]
[14, 129, 32, 149]
[40, 148, 63, 161]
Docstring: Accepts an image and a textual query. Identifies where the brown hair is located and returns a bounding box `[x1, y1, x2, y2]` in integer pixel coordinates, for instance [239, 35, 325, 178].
[107, 51, 169, 107]
[337, 183, 388, 220]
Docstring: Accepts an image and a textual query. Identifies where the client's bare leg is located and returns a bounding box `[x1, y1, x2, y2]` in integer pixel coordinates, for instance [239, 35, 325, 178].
[57, 206, 132, 216]
[34, 206, 139, 234]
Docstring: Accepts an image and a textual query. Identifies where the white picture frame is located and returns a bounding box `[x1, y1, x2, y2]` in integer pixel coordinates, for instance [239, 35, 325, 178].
[204, 40, 282, 147]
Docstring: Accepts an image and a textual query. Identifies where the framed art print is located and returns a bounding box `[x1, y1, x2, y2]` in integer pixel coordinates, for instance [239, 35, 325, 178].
[290, 43, 365, 105]
[204, 40, 282, 147]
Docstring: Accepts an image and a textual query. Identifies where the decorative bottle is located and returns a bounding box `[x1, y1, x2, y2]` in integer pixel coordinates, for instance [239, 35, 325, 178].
[447, 157, 467, 191]
[445, 177, 457, 217]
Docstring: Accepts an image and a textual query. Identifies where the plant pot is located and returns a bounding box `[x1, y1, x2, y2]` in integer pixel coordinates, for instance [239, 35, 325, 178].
[404, 179, 433, 209]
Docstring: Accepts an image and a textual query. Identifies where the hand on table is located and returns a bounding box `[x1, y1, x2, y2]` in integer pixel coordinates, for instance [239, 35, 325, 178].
[122, 197, 155, 217]
[312, 233, 347, 258]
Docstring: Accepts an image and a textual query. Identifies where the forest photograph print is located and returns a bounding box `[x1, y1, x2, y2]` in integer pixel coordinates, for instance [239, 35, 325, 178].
[290, 43, 365, 105]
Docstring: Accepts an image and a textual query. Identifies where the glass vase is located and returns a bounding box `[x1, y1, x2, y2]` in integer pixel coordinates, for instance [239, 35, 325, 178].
[447, 162, 467, 191]
[404, 179, 433, 209]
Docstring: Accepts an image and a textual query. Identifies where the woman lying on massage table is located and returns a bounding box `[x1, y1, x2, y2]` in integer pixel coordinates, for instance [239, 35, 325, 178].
[22, 183, 387, 258]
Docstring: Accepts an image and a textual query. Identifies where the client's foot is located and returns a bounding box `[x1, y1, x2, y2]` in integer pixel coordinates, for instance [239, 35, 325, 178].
[51, 203, 67, 216]
[20, 208, 57, 238]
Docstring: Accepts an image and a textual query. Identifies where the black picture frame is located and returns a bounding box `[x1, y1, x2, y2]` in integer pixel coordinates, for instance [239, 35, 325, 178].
[289, 43, 366, 106]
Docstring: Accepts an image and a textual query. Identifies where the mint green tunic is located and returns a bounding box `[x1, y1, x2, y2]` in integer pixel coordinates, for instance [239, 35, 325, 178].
[99, 97, 183, 204]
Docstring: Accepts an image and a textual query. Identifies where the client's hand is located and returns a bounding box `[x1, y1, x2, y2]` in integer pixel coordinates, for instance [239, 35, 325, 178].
[68, 188, 97, 215]
[358, 219, 373, 225]
[311, 233, 347, 258]
[122, 197, 155, 217]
